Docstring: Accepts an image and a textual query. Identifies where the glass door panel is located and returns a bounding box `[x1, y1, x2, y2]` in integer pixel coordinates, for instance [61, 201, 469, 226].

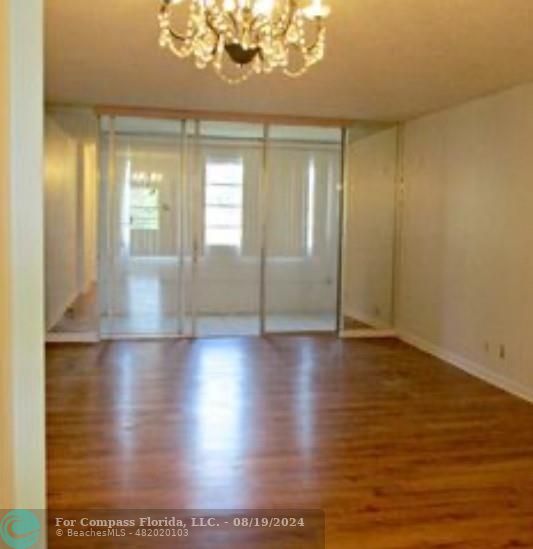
[193, 121, 264, 337]
[264, 126, 342, 333]
[100, 116, 189, 336]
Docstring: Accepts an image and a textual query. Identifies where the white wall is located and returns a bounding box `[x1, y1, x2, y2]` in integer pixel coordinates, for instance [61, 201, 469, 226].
[398, 82, 533, 399]
[44, 108, 99, 331]
[47, 106, 99, 294]
[344, 127, 398, 328]
[0, 0, 13, 508]
[0, 0, 45, 509]
[44, 116, 79, 329]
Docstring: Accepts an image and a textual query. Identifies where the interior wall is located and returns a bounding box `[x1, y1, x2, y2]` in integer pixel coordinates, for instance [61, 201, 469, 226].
[397, 82, 533, 399]
[344, 127, 398, 328]
[0, 0, 13, 508]
[44, 116, 79, 329]
[44, 107, 99, 332]
[0, 0, 45, 509]
[50, 108, 99, 297]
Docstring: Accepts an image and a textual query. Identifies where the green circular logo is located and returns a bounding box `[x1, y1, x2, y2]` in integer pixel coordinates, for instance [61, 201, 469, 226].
[0, 510, 40, 549]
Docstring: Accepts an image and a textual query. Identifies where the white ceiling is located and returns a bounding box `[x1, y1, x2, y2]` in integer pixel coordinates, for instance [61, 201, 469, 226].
[45, 0, 533, 122]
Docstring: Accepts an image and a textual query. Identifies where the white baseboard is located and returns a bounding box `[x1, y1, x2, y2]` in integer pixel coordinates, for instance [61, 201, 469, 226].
[341, 329, 397, 339]
[398, 330, 533, 405]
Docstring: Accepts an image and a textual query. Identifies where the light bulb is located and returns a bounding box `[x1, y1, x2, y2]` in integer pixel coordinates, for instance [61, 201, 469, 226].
[253, 0, 274, 16]
[303, 0, 330, 19]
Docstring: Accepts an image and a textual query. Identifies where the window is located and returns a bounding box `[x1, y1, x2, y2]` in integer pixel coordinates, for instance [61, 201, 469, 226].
[130, 186, 160, 231]
[205, 158, 244, 247]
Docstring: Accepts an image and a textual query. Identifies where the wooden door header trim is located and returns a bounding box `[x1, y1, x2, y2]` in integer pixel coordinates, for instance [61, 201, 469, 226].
[95, 105, 354, 128]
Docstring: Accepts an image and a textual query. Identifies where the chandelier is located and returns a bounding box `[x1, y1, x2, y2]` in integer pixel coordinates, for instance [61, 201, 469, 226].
[158, 0, 331, 84]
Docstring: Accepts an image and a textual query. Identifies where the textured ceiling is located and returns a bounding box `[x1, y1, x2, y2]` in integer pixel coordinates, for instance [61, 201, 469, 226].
[45, 0, 533, 121]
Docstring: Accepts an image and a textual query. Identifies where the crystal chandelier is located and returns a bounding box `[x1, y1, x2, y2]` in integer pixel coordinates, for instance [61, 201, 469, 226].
[158, 0, 331, 84]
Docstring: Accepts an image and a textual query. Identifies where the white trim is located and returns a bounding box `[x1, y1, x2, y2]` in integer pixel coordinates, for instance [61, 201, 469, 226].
[341, 329, 396, 339]
[102, 333, 190, 341]
[399, 330, 533, 405]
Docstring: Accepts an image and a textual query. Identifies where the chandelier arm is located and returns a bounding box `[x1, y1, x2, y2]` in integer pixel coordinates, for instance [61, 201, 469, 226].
[227, 11, 241, 38]
[288, 40, 312, 55]
[168, 28, 188, 42]
[292, 19, 325, 55]
[205, 11, 222, 42]
[250, 16, 268, 36]
[249, 2, 288, 36]
[283, 33, 324, 78]
[160, 2, 188, 42]
[272, 0, 298, 40]
[189, 9, 221, 59]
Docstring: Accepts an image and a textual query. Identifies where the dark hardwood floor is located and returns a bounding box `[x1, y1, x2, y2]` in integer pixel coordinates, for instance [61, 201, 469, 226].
[46, 336, 533, 548]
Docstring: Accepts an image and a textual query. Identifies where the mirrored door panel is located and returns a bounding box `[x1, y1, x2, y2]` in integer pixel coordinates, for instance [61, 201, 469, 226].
[342, 126, 398, 335]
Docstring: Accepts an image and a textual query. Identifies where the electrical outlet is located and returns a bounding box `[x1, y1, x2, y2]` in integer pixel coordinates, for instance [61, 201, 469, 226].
[499, 344, 506, 360]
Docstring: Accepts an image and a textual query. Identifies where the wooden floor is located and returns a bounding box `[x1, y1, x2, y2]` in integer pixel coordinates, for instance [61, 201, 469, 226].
[46, 337, 533, 548]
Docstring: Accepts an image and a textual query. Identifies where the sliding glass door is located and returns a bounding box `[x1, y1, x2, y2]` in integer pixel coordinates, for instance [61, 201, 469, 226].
[100, 116, 190, 337]
[194, 122, 264, 337]
[264, 126, 342, 333]
[100, 116, 342, 338]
